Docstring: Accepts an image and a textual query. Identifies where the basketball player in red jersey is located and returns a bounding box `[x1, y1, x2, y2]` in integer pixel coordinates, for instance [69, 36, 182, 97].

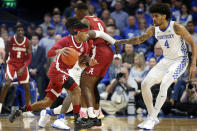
[0, 24, 32, 114]
[75, 3, 115, 126]
[9, 22, 96, 129]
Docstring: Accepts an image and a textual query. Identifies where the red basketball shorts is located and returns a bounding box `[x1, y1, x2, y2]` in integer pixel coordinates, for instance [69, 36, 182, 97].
[5, 63, 29, 84]
[84, 43, 113, 77]
[46, 62, 78, 101]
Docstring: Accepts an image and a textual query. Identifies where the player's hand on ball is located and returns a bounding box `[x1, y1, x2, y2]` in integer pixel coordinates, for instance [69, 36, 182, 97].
[18, 66, 25, 76]
[89, 59, 98, 66]
[56, 47, 70, 55]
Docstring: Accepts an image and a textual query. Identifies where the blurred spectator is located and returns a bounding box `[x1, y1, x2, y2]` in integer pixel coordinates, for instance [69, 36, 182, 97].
[175, 81, 197, 116]
[0, 36, 5, 65]
[29, 34, 46, 100]
[35, 26, 43, 40]
[39, 13, 51, 36]
[127, 53, 148, 90]
[100, 67, 132, 115]
[63, 0, 76, 17]
[186, 21, 197, 52]
[53, 7, 61, 14]
[191, 0, 197, 25]
[1, 32, 10, 43]
[121, 44, 135, 69]
[146, 41, 164, 63]
[177, 4, 192, 26]
[106, 17, 116, 25]
[55, 34, 62, 42]
[144, 0, 153, 14]
[39, 25, 56, 57]
[60, 16, 69, 37]
[134, 18, 154, 55]
[0, 24, 8, 34]
[101, 9, 111, 25]
[135, 8, 153, 28]
[171, 0, 182, 21]
[110, 1, 129, 33]
[124, 0, 139, 15]
[109, 54, 122, 82]
[147, 57, 157, 70]
[88, 4, 97, 16]
[51, 12, 65, 34]
[122, 16, 138, 39]
[26, 23, 36, 39]
[106, 24, 122, 53]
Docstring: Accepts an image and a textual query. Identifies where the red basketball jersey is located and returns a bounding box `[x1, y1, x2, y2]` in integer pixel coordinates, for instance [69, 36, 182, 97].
[84, 16, 107, 45]
[7, 36, 28, 64]
[53, 35, 89, 70]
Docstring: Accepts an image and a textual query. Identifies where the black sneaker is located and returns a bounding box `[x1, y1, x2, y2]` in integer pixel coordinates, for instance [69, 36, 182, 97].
[74, 114, 93, 130]
[9, 108, 21, 123]
[89, 117, 102, 127]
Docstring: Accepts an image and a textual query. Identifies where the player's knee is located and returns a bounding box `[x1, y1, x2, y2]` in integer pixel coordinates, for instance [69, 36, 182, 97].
[72, 87, 81, 96]
[63, 77, 77, 91]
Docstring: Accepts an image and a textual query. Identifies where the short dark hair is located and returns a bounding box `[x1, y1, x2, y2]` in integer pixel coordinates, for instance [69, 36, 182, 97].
[187, 21, 194, 25]
[73, 22, 88, 30]
[65, 17, 80, 29]
[149, 3, 171, 20]
[76, 3, 88, 10]
[14, 24, 25, 31]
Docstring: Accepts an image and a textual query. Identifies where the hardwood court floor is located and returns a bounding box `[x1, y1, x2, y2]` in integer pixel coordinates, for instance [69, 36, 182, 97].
[0, 115, 196, 131]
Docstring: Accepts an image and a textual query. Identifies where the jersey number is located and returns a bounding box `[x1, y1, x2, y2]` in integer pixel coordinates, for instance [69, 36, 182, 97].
[97, 23, 104, 32]
[17, 51, 21, 58]
[164, 40, 170, 48]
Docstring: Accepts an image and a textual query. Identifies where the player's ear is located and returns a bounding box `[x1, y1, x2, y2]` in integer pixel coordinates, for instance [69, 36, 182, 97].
[163, 14, 166, 20]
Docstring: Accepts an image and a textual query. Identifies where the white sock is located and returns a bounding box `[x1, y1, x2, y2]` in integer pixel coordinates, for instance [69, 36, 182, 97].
[0, 103, 2, 113]
[94, 110, 99, 117]
[87, 107, 96, 118]
[152, 77, 174, 119]
[53, 105, 62, 114]
[80, 107, 87, 113]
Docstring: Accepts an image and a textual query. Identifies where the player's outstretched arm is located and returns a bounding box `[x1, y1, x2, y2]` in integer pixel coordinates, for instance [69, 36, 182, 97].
[88, 30, 116, 44]
[115, 26, 155, 45]
[174, 22, 197, 80]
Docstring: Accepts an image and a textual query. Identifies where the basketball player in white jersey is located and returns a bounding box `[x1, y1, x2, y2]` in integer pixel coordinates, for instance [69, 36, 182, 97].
[116, 3, 196, 130]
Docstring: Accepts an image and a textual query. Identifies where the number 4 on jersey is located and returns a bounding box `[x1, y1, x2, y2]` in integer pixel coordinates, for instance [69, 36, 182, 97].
[164, 40, 170, 48]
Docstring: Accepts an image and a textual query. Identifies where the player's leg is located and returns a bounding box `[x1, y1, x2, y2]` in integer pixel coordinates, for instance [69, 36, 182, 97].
[0, 64, 15, 113]
[138, 59, 167, 128]
[143, 57, 189, 130]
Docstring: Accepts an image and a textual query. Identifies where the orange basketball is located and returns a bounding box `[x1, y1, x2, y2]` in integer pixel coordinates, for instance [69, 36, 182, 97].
[61, 48, 79, 66]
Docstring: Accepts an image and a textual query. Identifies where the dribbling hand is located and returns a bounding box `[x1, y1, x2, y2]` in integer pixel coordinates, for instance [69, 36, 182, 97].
[56, 47, 70, 55]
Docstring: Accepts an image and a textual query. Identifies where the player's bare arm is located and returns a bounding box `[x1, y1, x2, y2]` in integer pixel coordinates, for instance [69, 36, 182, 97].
[174, 22, 197, 80]
[18, 40, 32, 76]
[115, 26, 155, 45]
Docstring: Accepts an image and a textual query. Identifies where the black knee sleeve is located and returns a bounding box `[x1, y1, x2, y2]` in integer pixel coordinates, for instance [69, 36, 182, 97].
[94, 78, 102, 104]
[63, 77, 76, 90]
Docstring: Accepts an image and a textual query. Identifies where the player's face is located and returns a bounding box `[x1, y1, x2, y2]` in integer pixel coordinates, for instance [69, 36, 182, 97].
[16, 27, 25, 37]
[151, 13, 165, 26]
[78, 31, 89, 42]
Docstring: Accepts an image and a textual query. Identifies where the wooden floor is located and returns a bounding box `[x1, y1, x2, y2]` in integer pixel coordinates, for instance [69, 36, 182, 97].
[0, 115, 196, 131]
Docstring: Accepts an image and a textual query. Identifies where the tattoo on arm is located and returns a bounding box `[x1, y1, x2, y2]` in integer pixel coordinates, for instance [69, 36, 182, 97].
[174, 23, 181, 34]
[118, 26, 154, 45]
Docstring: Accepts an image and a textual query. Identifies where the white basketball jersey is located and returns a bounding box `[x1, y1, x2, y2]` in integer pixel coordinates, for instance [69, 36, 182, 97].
[155, 21, 188, 59]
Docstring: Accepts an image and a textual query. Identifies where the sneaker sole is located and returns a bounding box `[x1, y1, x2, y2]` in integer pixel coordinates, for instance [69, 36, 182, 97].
[51, 123, 70, 130]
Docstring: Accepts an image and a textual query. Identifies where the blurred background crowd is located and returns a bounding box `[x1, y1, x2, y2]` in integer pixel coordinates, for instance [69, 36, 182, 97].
[0, 0, 197, 117]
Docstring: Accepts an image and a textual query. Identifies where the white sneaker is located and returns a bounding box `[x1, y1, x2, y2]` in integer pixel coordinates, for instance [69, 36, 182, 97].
[51, 118, 70, 130]
[22, 111, 35, 117]
[141, 116, 160, 130]
[38, 110, 51, 128]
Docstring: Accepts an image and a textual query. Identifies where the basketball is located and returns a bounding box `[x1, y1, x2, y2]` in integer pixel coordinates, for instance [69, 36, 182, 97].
[61, 48, 79, 66]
